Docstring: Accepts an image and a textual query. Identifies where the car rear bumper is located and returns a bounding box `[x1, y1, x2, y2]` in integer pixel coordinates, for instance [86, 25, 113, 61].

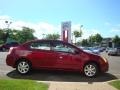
[6, 54, 16, 68]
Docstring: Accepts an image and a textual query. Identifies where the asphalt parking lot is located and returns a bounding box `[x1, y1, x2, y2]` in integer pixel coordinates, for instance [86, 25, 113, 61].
[0, 52, 120, 82]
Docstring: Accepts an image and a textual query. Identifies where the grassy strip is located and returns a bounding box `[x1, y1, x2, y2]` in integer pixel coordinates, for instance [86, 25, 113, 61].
[0, 79, 48, 90]
[109, 80, 120, 90]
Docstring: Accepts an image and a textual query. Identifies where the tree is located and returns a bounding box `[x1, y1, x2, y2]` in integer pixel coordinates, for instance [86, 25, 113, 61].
[0, 27, 36, 44]
[81, 39, 89, 46]
[88, 35, 96, 46]
[45, 33, 60, 40]
[73, 30, 82, 44]
[0, 29, 5, 44]
[94, 33, 103, 43]
[113, 35, 120, 47]
[88, 33, 103, 46]
[16, 27, 36, 43]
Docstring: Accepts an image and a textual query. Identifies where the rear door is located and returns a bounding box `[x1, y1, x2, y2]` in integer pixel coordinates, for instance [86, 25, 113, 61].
[29, 41, 56, 68]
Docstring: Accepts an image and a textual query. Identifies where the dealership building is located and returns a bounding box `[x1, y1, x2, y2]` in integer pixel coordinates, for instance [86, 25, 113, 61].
[101, 38, 114, 48]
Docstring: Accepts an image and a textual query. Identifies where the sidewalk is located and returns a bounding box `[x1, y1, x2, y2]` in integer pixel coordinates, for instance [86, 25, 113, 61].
[48, 82, 117, 90]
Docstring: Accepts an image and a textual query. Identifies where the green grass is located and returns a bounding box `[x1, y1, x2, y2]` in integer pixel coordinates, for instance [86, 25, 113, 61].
[0, 79, 48, 90]
[109, 80, 120, 90]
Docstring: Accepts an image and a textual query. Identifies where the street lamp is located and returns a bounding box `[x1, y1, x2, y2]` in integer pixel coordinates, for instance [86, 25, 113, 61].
[80, 25, 83, 38]
[5, 20, 12, 29]
[80, 25, 83, 32]
[5, 20, 12, 43]
[42, 34, 45, 39]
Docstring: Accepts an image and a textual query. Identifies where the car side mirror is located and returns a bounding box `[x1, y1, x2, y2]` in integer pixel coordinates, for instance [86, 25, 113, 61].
[74, 50, 80, 54]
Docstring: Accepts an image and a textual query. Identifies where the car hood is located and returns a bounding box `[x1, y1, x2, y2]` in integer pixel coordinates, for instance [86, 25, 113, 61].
[82, 49, 100, 57]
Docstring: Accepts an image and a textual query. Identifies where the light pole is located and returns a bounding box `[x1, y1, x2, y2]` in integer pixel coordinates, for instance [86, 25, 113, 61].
[42, 34, 45, 39]
[71, 32, 74, 44]
[5, 21, 12, 29]
[80, 25, 83, 33]
[5, 20, 12, 43]
[80, 25, 83, 39]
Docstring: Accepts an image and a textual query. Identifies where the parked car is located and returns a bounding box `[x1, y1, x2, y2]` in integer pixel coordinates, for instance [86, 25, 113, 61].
[88, 47, 100, 54]
[99, 47, 106, 52]
[79, 47, 99, 55]
[0, 42, 19, 51]
[6, 40, 109, 77]
[108, 47, 120, 56]
[106, 47, 113, 53]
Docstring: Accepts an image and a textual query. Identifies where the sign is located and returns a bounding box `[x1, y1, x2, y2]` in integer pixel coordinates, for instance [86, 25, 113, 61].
[61, 21, 71, 43]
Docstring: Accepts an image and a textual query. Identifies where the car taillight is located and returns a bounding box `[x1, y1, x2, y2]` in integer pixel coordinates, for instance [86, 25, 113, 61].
[8, 47, 14, 54]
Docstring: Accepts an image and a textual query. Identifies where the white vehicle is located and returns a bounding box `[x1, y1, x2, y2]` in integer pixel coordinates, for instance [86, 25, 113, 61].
[108, 47, 120, 56]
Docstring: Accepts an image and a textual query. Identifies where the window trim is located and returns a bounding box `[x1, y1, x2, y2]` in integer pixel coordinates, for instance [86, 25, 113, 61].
[29, 41, 51, 51]
[51, 41, 77, 54]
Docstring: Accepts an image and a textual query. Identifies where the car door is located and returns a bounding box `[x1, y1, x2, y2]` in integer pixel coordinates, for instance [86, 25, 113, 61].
[51, 41, 81, 70]
[29, 41, 56, 68]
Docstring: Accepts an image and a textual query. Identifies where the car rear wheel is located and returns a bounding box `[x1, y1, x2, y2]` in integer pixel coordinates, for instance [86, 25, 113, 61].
[16, 60, 31, 74]
[84, 63, 98, 77]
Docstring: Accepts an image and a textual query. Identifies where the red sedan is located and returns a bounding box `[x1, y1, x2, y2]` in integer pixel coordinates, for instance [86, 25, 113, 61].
[6, 40, 109, 77]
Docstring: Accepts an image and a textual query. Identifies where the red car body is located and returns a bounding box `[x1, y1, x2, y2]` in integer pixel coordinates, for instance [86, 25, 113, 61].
[6, 40, 108, 77]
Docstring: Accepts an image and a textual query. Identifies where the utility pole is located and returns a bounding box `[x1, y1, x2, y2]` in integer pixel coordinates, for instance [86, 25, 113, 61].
[5, 20, 12, 43]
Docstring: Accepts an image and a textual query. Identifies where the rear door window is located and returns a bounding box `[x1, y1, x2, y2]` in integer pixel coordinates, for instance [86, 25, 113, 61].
[30, 41, 51, 51]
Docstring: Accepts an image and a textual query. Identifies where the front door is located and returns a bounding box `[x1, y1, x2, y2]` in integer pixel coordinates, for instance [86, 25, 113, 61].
[52, 41, 80, 70]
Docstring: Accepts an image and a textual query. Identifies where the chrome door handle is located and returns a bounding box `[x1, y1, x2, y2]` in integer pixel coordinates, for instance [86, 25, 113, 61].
[59, 56, 63, 59]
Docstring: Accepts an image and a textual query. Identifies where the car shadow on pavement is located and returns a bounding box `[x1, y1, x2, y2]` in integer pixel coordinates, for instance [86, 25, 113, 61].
[7, 70, 118, 83]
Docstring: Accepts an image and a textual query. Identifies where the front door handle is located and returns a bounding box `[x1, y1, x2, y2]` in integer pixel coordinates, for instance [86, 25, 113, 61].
[59, 56, 63, 59]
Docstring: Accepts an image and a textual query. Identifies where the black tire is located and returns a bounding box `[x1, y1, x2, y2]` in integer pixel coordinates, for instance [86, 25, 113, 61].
[16, 60, 31, 75]
[83, 63, 98, 77]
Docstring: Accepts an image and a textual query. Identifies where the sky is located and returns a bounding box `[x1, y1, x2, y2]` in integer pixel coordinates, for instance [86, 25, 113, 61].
[0, 0, 120, 39]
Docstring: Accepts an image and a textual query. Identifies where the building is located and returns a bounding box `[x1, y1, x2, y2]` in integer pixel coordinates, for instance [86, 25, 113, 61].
[101, 38, 114, 48]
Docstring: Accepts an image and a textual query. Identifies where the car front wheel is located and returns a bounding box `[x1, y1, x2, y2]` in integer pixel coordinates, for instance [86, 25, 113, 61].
[16, 60, 31, 74]
[84, 63, 98, 77]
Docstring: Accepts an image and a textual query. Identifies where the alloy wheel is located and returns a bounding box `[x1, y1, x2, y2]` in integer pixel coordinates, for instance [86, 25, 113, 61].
[17, 61, 30, 74]
[84, 63, 97, 77]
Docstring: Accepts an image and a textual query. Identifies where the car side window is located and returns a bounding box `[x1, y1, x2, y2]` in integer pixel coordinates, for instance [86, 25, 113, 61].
[30, 41, 50, 50]
[52, 42, 76, 53]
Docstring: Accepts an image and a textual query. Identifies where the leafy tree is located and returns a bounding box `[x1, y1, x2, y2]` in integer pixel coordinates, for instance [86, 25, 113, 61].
[0, 27, 36, 44]
[113, 35, 120, 47]
[88, 35, 96, 46]
[0, 29, 4, 39]
[88, 33, 103, 46]
[73, 30, 82, 44]
[95, 33, 103, 43]
[0, 29, 7, 44]
[16, 27, 36, 43]
[45, 33, 60, 40]
[81, 39, 89, 46]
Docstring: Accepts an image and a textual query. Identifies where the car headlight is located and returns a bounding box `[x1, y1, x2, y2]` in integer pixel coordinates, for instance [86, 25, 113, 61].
[101, 56, 108, 63]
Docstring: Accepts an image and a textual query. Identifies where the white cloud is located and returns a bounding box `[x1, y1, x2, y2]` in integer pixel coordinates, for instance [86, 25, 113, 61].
[0, 15, 11, 20]
[110, 29, 120, 33]
[0, 15, 13, 29]
[72, 24, 100, 41]
[0, 16, 60, 39]
[0, 15, 100, 40]
[105, 22, 111, 26]
[10, 21, 60, 39]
